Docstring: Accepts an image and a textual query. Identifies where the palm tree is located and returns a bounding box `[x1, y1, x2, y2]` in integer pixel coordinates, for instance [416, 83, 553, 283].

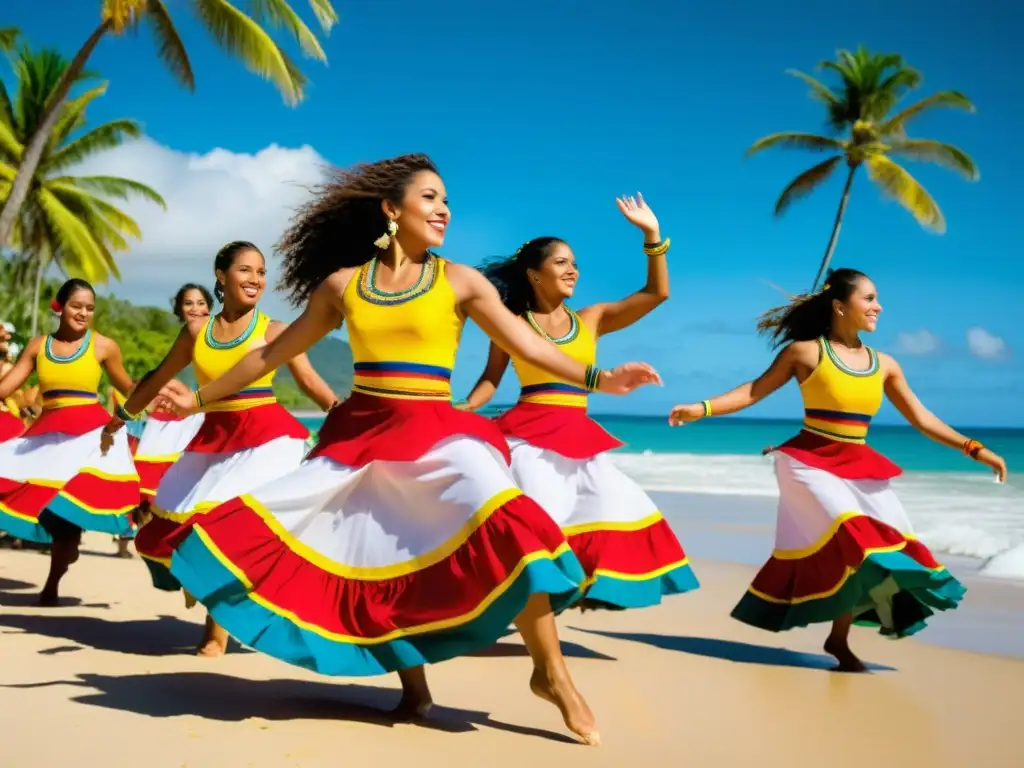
[0, 45, 166, 335]
[0, 28, 18, 52]
[0, 0, 338, 250]
[748, 47, 979, 290]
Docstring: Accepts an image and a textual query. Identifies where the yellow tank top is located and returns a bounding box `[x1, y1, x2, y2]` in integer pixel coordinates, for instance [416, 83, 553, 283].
[193, 309, 277, 412]
[511, 308, 594, 408]
[800, 337, 883, 444]
[37, 330, 102, 409]
[344, 255, 460, 400]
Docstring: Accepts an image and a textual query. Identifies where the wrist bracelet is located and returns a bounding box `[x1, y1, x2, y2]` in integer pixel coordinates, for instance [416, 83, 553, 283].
[962, 438, 983, 459]
[193, 390, 204, 409]
[702, 399, 713, 417]
[115, 403, 139, 421]
[584, 364, 603, 392]
[643, 237, 671, 257]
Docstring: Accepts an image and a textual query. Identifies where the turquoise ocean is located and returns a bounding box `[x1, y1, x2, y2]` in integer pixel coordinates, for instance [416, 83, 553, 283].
[296, 412, 1024, 568]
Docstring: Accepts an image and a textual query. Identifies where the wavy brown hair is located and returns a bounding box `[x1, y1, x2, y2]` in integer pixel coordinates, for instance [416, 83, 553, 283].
[756, 268, 868, 347]
[277, 153, 439, 307]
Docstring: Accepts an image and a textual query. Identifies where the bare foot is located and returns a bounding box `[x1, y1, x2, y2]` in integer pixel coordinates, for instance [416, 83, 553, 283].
[389, 691, 433, 721]
[116, 539, 133, 559]
[36, 589, 59, 607]
[529, 668, 600, 745]
[195, 640, 226, 657]
[824, 636, 867, 673]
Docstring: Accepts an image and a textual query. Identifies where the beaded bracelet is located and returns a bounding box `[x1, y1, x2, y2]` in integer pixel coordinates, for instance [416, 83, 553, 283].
[584, 364, 603, 392]
[702, 399, 713, 417]
[962, 438, 984, 459]
[114, 403, 139, 422]
[643, 237, 671, 257]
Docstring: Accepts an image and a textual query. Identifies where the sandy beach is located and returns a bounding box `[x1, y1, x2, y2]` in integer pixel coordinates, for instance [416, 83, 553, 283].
[3, 516, 1023, 768]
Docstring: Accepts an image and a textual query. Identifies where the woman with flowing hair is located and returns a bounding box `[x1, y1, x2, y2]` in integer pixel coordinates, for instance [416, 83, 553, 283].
[0, 279, 140, 604]
[103, 244, 338, 656]
[668, 268, 1007, 671]
[462, 195, 698, 611]
[156, 153, 660, 743]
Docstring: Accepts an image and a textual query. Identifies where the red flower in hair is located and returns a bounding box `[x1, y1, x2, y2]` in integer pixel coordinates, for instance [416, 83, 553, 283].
[50, 299, 62, 313]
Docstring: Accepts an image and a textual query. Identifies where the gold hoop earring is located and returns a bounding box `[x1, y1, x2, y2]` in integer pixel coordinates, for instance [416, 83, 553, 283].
[373, 219, 398, 250]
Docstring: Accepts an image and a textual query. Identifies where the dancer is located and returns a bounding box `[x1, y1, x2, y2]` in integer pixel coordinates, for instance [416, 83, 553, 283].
[463, 194, 697, 609]
[154, 154, 660, 743]
[105, 242, 337, 656]
[133, 284, 213, 506]
[0, 279, 140, 604]
[668, 268, 1007, 671]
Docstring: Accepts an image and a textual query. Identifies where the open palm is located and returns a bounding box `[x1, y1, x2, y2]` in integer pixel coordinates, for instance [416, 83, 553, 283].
[616, 193, 659, 234]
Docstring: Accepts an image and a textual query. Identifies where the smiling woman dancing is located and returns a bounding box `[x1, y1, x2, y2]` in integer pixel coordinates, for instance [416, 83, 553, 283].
[668, 268, 1008, 671]
[104, 245, 338, 656]
[463, 194, 697, 610]
[0, 279, 140, 604]
[157, 154, 659, 744]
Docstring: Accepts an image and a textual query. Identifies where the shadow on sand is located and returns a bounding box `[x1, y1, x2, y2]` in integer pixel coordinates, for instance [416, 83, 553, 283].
[470, 640, 616, 661]
[3, 672, 577, 744]
[0, 613, 250, 656]
[572, 628, 895, 672]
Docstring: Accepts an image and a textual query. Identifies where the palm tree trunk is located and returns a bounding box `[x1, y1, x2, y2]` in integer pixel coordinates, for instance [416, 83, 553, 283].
[812, 164, 858, 291]
[0, 20, 112, 248]
[30, 254, 46, 337]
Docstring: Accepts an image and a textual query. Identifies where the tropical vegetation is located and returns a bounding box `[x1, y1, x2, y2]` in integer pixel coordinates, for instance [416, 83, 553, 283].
[0, 0, 339, 249]
[1, 44, 165, 335]
[747, 46, 979, 290]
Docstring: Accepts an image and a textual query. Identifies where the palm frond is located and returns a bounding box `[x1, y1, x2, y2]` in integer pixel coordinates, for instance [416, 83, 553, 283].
[145, 0, 195, 89]
[0, 27, 18, 52]
[49, 84, 108, 151]
[249, 0, 327, 60]
[53, 186, 133, 252]
[43, 120, 143, 173]
[747, 132, 845, 157]
[305, 0, 339, 31]
[36, 186, 112, 283]
[786, 69, 839, 105]
[0, 120, 23, 163]
[773, 155, 842, 216]
[58, 174, 166, 209]
[879, 91, 975, 135]
[887, 139, 979, 181]
[865, 155, 945, 233]
[193, 0, 304, 105]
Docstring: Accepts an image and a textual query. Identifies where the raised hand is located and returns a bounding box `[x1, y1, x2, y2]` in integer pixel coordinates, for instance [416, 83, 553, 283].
[668, 402, 705, 426]
[598, 362, 662, 394]
[616, 193, 660, 238]
[160, 383, 200, 417]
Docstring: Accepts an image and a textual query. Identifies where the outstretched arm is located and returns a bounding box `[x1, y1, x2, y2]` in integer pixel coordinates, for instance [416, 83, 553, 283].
[171, 279, 345, 411]
[462, 341, 511, 411]
[0, 337, 41, 400]
[669, 344, 799, 425]
[451, 263, 660, 394]
[272, 323, 340, 411]
[883, 354, 1006, 480]
[583, 194, 669, 337]
[119, 323, 197, 416]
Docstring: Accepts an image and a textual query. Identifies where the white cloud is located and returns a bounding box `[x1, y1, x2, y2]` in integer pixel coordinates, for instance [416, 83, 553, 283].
[966, 327, 1009, 361]
[67, 136, 330, 320]
[895, 329, 941, 356]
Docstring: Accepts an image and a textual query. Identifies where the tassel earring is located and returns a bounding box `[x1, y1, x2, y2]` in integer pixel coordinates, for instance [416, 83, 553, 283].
[374, 219, 398, 250]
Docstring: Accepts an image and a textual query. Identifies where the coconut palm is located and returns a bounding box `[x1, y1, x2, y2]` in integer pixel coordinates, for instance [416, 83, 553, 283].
[0, 0, 338, 249]
[748, 47, 979, 290]
[0, 45, 165, 334]
[0, 28, 18, 52]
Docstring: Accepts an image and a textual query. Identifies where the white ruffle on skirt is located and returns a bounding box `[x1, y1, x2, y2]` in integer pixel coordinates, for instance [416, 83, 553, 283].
[135, 413, 205, 463]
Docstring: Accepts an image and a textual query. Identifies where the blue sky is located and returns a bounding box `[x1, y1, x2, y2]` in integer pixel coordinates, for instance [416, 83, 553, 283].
[6, 0, 1022, 426]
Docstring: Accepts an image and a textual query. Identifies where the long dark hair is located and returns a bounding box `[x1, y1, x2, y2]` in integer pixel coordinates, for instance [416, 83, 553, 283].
[213, 241, 261, 303]
[55, 278, 95, 308]
[757, 268, 868, 347]
[480, 237, 567, 316]
[277, 153, 440, 307]
[171, 283, 214, 322]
